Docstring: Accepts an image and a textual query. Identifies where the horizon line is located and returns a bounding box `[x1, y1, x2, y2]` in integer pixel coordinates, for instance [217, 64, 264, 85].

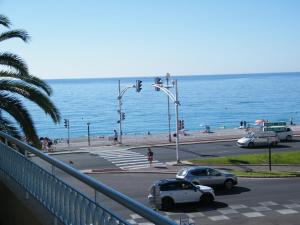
[44, 71, 300, 81]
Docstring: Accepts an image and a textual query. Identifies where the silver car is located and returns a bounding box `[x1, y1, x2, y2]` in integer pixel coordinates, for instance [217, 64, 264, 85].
[176, 166, 238, 190]
[237, 131, 279, 148]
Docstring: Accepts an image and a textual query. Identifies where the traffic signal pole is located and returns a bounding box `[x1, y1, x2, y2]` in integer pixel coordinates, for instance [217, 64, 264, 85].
[117, 80, 142, 144]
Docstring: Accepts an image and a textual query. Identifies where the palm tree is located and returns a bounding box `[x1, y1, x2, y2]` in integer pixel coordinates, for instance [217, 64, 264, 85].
[0, 14, 60, 147]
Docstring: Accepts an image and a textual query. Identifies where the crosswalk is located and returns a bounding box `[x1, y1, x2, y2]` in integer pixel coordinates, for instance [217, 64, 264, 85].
[89, 148, 165, 170]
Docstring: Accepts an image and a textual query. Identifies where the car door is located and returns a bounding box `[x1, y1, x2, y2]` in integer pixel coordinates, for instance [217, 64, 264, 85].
[254, 134, 266, 146]
[179, 181, 200, 203]
[207, 168, 225, 185]
[190, 168, 211, 185]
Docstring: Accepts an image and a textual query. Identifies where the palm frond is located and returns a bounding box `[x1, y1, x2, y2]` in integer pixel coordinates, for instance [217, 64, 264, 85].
[0, 15, 10, 28]
[0, 80, 61, 123]
[0, 92, 40, 147]
[0, 114, 21, 139]
[0, 70, 52, 95]
[0, 52, 29, 75]
[0, 30, 30, 43]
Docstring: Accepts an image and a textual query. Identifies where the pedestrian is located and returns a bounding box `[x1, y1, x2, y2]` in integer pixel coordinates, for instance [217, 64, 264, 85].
[113, 129, 118, 144]
[243, 121, 247, 128]
[240, 121, 243, 128]
[147, 147, 154, 166]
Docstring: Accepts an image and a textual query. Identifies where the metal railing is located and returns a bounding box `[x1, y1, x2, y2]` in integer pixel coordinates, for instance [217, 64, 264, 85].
[0, 131, 177, 225]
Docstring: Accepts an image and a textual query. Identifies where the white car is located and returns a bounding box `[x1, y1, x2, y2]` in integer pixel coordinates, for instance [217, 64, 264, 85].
[237, 131, 279, 148]
[148, 178, 215, 210]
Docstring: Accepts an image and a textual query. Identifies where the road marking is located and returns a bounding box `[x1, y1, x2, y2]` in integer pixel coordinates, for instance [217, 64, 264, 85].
[276, 209, 298, 214]
[218, 209, 239, 214]
[229, 204, 248, 209]
[92, 148, 165, 170]
[186, 212, 204, 218]
[283, 203, 300, 209]
[259, 201, 279, 206]
[209, 215, 229, 221]
[251, 206, 272, 212]
[242, 212, 264, 218]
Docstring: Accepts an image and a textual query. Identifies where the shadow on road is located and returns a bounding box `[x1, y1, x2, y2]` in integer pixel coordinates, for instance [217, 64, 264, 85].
[214, 186, 250, 196]
[162, 201, 228, 213]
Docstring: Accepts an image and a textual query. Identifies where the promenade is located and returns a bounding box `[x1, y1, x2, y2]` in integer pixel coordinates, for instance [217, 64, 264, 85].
[48, 125, 300, 174]
[54, 125, 300, 151]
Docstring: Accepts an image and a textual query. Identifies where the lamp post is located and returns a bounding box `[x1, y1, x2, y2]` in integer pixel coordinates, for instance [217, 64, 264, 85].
[153, 77, 181, 164]
[87, 122, 91, 146]
[166, 73, 172, 143]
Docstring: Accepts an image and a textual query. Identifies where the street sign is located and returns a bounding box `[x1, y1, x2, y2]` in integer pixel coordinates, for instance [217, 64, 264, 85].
[180, 217, 189, 225]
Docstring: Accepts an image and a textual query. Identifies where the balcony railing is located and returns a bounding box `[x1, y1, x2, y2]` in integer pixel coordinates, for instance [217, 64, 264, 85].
[0, 131, 177, 225]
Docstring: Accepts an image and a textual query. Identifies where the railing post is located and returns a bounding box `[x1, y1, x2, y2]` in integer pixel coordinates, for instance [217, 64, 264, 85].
[25, 150, 30, 200]
[52, 164, 55, 175]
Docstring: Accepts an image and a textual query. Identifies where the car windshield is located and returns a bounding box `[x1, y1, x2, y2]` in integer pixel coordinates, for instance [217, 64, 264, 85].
[177, 169, 188, 176]
[245, 133, 254, 138]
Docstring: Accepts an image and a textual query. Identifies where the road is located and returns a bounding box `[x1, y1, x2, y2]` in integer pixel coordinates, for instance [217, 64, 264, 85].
[31, 139, 300, 225]
[49, 138, 300, 171]
[59, 173, 300, 225]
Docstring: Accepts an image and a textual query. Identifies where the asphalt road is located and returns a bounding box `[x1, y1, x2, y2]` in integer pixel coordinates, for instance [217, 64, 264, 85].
[59, 173, 300, 225]
[31, 139, 300, 225]
[131, 138, 300, 163]
[48, 138, 300, 171]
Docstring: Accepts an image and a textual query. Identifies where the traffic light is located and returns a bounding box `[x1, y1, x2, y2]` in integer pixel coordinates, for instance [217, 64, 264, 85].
[121, 112, 125, 120]
[64, 119, 69, 128]
[154, 77, 162, 91]
[136, 80, 142, 92]
[178, 120, 185, 130]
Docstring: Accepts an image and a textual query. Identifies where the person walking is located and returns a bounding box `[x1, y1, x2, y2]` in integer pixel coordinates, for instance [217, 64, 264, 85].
[147, 147, 154, 167]
[113, 129, 118, 144]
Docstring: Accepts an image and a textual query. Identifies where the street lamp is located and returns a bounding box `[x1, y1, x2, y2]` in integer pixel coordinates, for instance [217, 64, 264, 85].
[153, 77, 181, 164]
[166, 73, 172, 143]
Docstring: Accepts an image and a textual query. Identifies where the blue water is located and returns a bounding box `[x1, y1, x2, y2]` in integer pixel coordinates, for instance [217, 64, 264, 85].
[26, 72, 300, 138]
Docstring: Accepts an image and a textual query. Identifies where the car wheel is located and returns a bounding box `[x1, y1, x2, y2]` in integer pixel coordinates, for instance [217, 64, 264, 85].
[286, 135, 292, 142]
[224, 179, 234, 190]
[248, 142, 254, 148]
[200, 194, 214, 205]
[162, 197, 174, 210]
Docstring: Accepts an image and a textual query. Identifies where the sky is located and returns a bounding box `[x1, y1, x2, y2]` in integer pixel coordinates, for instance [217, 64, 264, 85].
[1, 0, 300, 79]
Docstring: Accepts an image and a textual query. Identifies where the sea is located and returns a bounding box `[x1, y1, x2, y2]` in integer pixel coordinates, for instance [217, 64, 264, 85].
[25, 72, 300, 139]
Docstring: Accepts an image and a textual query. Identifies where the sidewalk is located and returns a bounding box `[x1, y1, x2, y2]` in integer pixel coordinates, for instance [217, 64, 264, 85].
[53, 125, 300, 151]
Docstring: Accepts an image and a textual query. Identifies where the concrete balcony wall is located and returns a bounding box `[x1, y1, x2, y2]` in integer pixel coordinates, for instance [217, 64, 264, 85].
[0, 181, 56, 225]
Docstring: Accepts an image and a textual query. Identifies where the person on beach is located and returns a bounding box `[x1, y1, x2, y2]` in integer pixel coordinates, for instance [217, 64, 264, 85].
[147, 147, 154, 166]
[113, 129, 118, 144]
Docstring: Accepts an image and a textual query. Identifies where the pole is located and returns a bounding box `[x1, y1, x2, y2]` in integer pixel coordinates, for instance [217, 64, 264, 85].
[166, 73, 171, 143]
[268, 138, 272, 171]
[67, 120, 70, 149]
[174, 80, 180, 164]
[118, 80, 123, 144]
[87, 122, 91, 146]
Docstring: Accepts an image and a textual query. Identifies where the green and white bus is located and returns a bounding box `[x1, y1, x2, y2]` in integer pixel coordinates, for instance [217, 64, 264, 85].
[263, 125, 293, 141]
